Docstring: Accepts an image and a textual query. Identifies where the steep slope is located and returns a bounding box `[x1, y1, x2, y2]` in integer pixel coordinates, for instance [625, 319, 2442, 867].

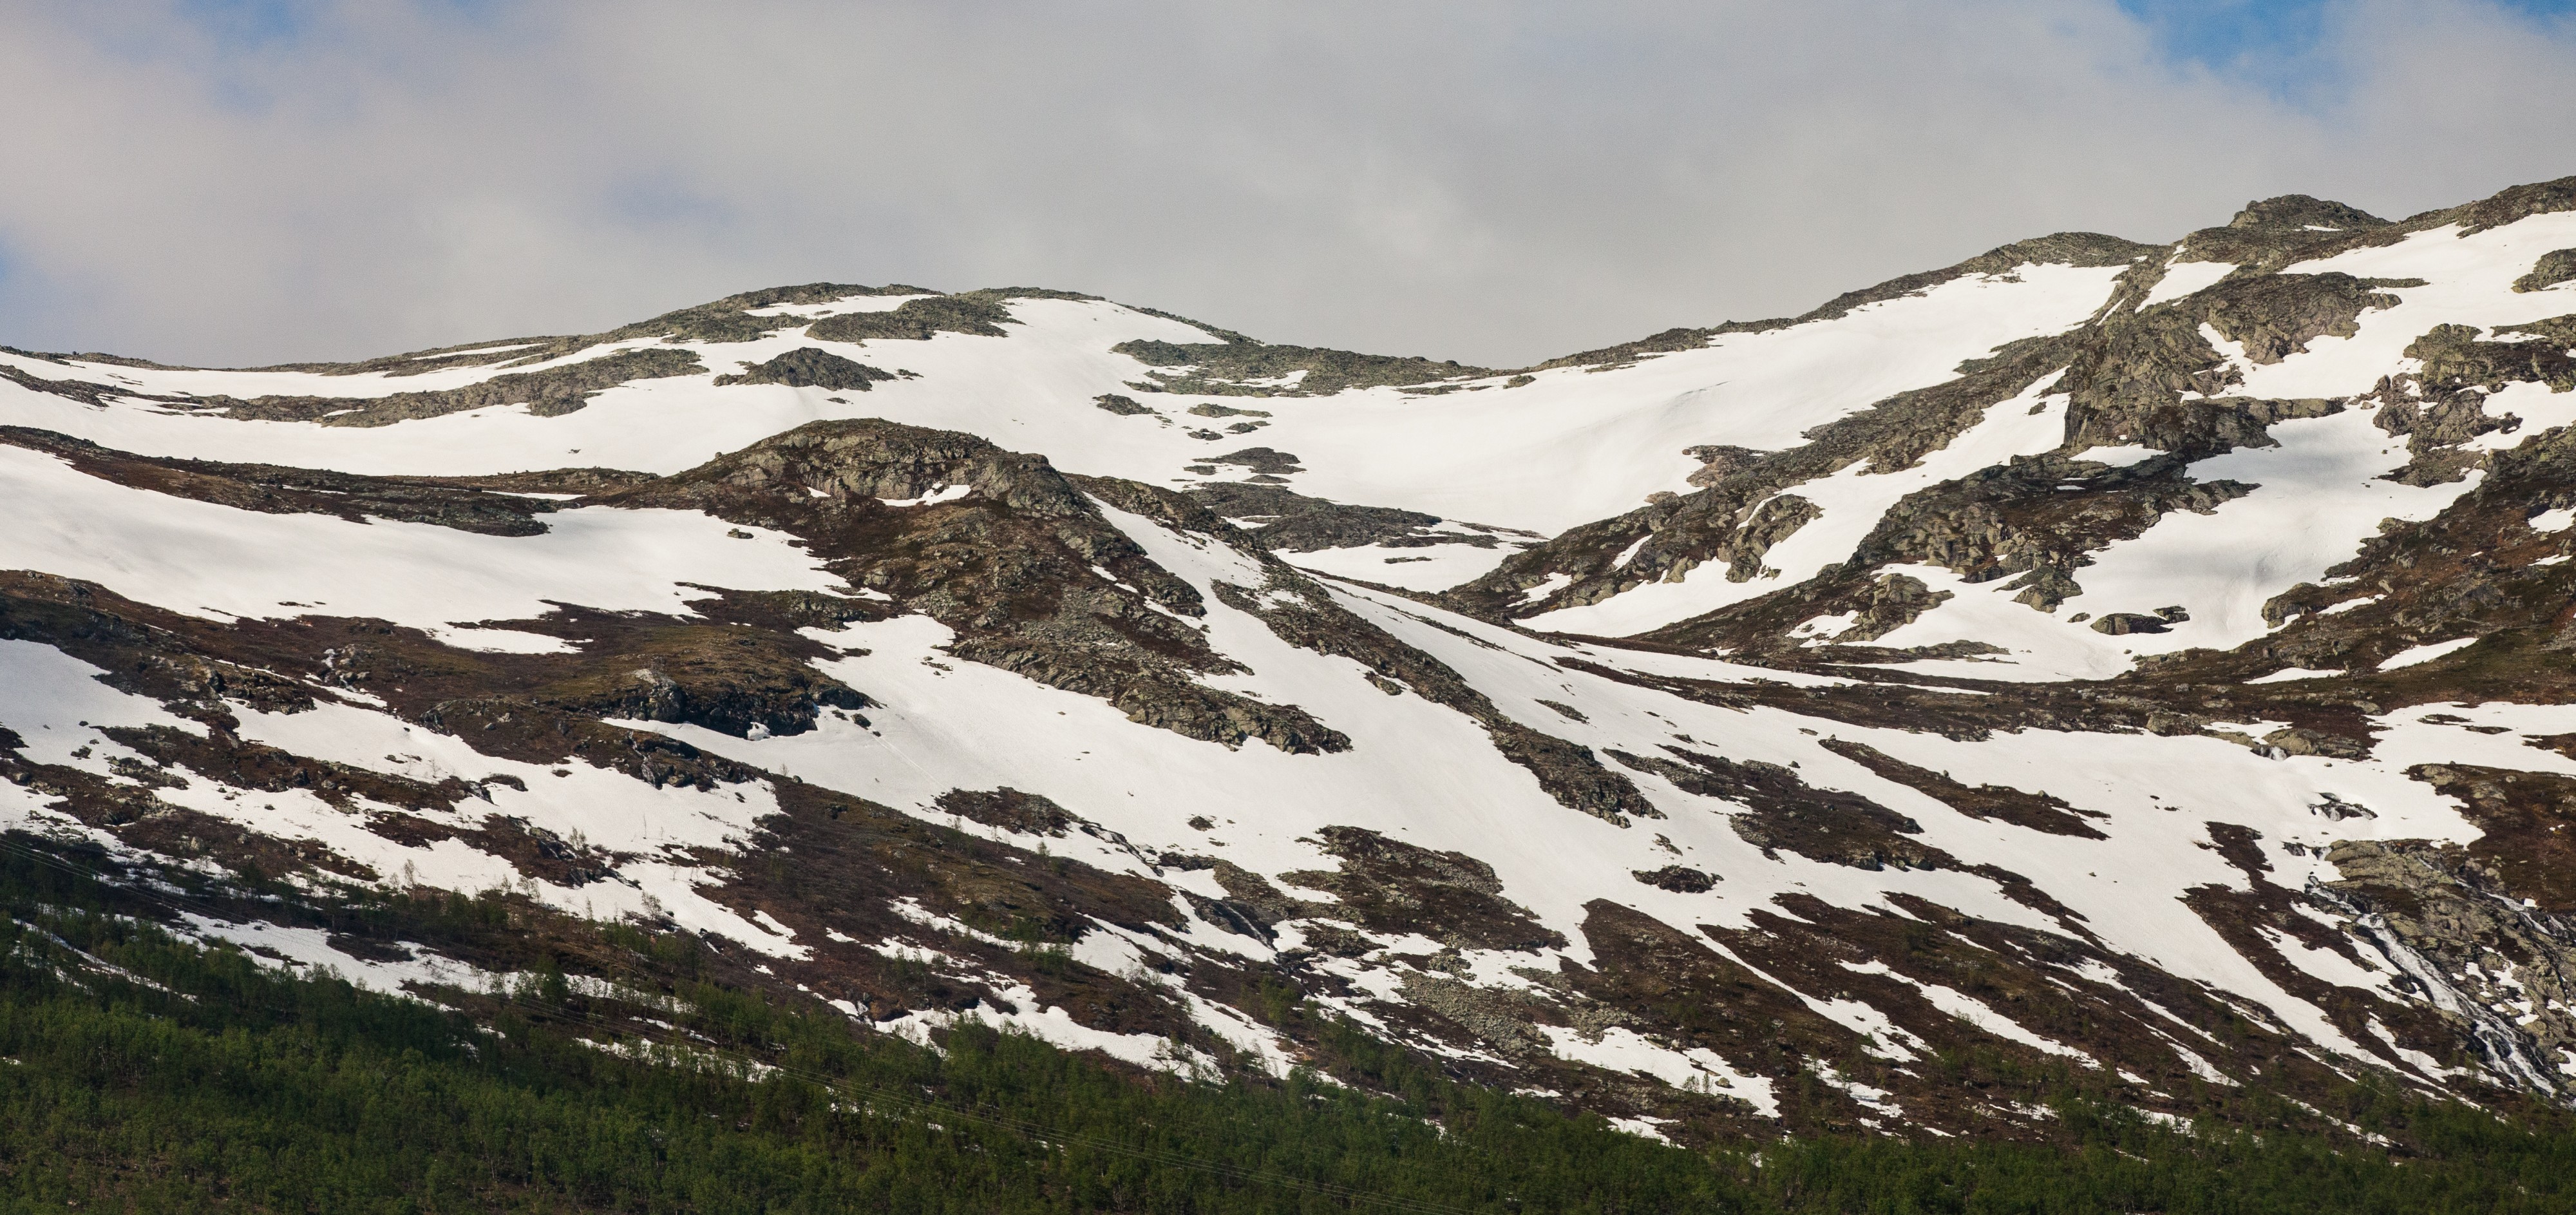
[4, 177, 2576, 1147]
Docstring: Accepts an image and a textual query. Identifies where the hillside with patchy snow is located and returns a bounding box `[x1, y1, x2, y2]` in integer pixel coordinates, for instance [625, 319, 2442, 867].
[5, 177, 2576, 1143]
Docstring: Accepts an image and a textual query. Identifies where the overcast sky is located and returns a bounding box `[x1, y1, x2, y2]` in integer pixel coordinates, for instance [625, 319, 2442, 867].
[1, 0, 2572, 368]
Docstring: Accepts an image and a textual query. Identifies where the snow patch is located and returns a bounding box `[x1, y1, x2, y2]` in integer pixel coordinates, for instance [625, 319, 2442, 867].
[1539, 1025, 1779, 1115]
[0, 444, 842, 633]
[881, 484, 972, 508]
[2138, 258, 2236, 309]
[2378, 636, 2480, 671]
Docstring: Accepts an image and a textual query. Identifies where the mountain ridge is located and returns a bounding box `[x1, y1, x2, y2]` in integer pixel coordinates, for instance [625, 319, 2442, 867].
[4, 174, 2576, 1150]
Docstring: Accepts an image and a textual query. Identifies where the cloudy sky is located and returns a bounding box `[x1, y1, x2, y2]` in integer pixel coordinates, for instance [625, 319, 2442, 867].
[1, 0, 2572, 368]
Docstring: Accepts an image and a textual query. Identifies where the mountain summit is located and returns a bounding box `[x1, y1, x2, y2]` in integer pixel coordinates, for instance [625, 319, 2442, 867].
[6, 175, 2576, 1143]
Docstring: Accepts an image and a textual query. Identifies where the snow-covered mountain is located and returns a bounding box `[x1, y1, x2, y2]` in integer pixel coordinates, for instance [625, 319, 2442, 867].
[5, 177, 2576, 1142]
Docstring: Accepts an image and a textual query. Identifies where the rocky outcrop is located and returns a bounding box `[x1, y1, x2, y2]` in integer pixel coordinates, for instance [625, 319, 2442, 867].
[1280, 826, 1567, 953]
[1113, 338, 1489, 397]
[1611, 746, 1947, 872]
[1817, 738, 2106, 837]
[187, 347, 708, 426]
[1186, 481, 1453, 553]
[714, 347, 896, 390]
[0, 426, 566, 536]
[610, 419, 1348, 754]
[804, 289, 1099, 343]
[2319, 834, 2576, 1096]
[2516, 249, 2576, 293]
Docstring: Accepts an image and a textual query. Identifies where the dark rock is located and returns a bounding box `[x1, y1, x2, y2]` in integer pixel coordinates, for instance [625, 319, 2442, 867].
[935, 788, 1077, 836]
[714, 347, 895, 390]
[1611, 746, 1945, 872]
[1114, 338, 1487, 397]
[1820, 738, 2107, 838]
[1280, 826, 1567, 953]
[1207, 448, 1304, 476]
[808, 292, 1014, 343]
[189, 347, 708, 426]
[1632, 865, 1717, 893]
[1186, 481, 1443, 553]
[2515, 249, 2576, 294]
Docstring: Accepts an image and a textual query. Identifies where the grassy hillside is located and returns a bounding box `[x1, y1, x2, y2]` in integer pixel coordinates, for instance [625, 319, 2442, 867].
[0, 833, 2568, 1214]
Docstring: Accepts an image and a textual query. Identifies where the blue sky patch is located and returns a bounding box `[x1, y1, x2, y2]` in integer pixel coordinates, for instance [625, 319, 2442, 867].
[2119, 0, 2576, 98]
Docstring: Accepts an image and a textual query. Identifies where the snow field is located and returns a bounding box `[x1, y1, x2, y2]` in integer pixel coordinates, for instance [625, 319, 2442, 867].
[2369, 702, 2576, 778]
[0, 443, 842, 633]
[1538, 1025, 1780, 1116]
[2379, 637, 2482, 671]
[0, 641, 799, 990]
[1222, 263, 2126, 533]
[2468, 379, 2576, 454]
[0, 638, 808, 957]
[1877, 405, 2486, 680]
[0, 460, 2515, 1097]
[11, 215, 2576, 1102]
[0, 638, 207, 770]
[0, 265, 2127, 546]
[1820, 715, 2479, 1067]
[1526, 376, 2077, 636]
[0, 337, 665, 403]
[618, 495, 2499, 1091]
[1279, 540, 1520, 592]
[0, 301, 1208, 481]
[227, 696, 807, 955]
[2260, 926, 2399, 998]
[857, 899, 1264, 1074]
[2137, 257, 2237, 310]
[1544, 209, 2576, 665]
[1354, 581, 2492, 1080]
[2230, 215, 2576, 402]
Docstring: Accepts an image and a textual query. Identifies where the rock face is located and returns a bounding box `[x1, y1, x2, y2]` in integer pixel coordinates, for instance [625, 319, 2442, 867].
[612, 419, 1352, 754]
[8, 177, 2576, 1148]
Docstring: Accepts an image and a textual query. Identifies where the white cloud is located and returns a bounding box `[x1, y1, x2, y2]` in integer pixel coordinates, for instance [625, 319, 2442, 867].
[0, 0, 2569, 368]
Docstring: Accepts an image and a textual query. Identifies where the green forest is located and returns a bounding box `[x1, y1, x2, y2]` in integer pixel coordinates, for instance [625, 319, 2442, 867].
[1, 836, 2571, 1214]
